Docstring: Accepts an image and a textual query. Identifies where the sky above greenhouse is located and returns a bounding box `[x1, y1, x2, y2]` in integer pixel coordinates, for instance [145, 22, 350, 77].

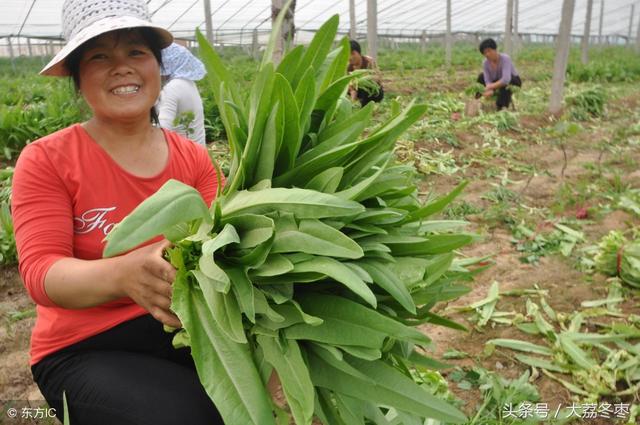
[2, 0, 639, 40]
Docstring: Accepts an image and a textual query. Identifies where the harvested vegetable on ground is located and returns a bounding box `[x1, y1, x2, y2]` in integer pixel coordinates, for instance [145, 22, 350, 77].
[103, 9, 477, 425]
[594, 230, 640, 288]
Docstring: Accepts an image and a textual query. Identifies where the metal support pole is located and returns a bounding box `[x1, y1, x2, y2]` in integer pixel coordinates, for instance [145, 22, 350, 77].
[445, 0, 452, 67]
[252, 28, 259, 59]
[349, 0, 357, 39]
[203, 0, 214, 45]
[513, 0, 520, 51]
[598, 0, 604, 44]
[421, 30, 427, 52]
[27, 37, 32, 56]
[367, 0, 378, 61]
[504, 0, 513, 55]
[7, 36, 13, 60]
[628, 4, 635, 44]
[636, 7, 640, 53]
[549, 0, 575, 115]
[581, 0, 593, 64]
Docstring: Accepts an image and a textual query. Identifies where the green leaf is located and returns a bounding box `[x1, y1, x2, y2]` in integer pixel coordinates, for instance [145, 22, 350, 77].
[515, 354, 567, 373]
[308, 343, 375, 383]
[341, 103, 428, 187]
[196, 29, 243, 108]
[403, 181, 469, 223]
[318, 37, 351, 93]
[222, 215, 274, 250]
[222, 188, 364, 219]
[412, 282, 471, 305]
[225, 267, 256, 323]
[336, 345, 381, 360]
[273, 118, 373, 187]
[317, 101, 373, 145]
[304, 167, 344, 193]
[314, 72, 359, 116]
[254, 289, 285, 323]
[273, 73, 302, 173]
[316, 388, 350, 425]
[251, 254, 294, 277]
[402, 350, 453, 370]
[276, 44, 305, 82]
[337, 156, 391, 201]
[199, 224, 240, 290]
[385, 257, 428, 288]
[285, 316, 386, 348]
[253, 100, 279, 182]
[103, 179, 211, 257]
[308, 352, 466, 423]
[272, 219, 364, 259]
[408, 311, 468, 332]
[197, 31, 244, 155]
[364, 234, 473, 257]
[257, 336, 314, 425]
[296, 294, 429, 346]
[261, 284, 294, 304]
[486, 339, 553, 356]
[197, 274, 247, 343]
[63, 392, 70, 425]
[334, 393, 366, 425]
[423, 253, 455, 286]
[172, 272, 275, 425]
[292, 257, 376, 307]
[291, 15, 340, 90]
[228, 63, 276, 192]
[294, 67, 317, 136]
[358, 260, 416, 314]
[558, 333, 596, 369]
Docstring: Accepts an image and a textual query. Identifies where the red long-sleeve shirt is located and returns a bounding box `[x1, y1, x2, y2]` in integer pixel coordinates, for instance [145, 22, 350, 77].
[12, 124, 221, 365]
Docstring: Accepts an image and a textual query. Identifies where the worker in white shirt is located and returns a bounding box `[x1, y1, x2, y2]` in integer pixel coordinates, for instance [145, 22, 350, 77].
[157, 43, 207, 146]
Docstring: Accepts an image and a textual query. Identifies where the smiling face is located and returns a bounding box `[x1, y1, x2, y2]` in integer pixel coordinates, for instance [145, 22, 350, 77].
[77, 29, 161, 124]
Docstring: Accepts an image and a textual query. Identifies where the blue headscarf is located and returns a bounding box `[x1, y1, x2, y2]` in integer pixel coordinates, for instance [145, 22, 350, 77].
[161, 43, 206, 81]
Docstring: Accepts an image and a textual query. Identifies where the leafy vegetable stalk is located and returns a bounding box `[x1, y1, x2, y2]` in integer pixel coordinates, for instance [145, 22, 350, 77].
[103, 5, 478, 424]
[594, 230, 640, 288]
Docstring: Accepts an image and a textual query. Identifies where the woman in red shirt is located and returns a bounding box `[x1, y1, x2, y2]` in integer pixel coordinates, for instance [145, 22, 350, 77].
[11, 1, 223, 423]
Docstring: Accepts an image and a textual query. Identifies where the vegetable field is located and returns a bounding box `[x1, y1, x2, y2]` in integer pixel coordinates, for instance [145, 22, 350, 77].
[1, 38, 640, 424]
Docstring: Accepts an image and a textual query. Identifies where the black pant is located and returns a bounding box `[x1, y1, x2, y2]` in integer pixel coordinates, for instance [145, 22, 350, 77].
[32, 314, 223, 425]
[477, 73, 522, 110]
[357, 84, 384, 107]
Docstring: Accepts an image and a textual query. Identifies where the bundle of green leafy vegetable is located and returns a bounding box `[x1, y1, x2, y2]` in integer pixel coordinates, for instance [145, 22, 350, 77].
[103, 8, 478, 425]
[351, 70, 382, 97]
[594, 230, 640, 288]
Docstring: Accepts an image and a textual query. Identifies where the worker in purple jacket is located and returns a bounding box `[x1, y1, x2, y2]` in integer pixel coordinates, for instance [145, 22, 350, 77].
[477, 38, 522, 110]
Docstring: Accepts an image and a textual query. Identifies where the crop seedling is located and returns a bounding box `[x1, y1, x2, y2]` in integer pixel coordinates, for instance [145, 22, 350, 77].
[102, 7, 479, 425]
[566, 86, 607, 121]
[0, 167, 16, 265]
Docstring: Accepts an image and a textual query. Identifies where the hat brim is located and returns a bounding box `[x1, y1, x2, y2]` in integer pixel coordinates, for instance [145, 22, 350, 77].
[40, 16, 173, 77]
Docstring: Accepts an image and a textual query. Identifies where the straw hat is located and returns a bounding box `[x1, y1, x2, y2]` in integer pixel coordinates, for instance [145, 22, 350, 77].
[40, 0, 173, 77]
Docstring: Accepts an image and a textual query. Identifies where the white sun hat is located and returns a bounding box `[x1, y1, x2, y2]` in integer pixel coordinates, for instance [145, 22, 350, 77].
[40, 0, 173, 77]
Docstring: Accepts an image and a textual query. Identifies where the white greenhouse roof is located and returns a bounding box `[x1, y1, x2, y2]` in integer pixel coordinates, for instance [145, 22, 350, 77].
[1, 0, 638, 41]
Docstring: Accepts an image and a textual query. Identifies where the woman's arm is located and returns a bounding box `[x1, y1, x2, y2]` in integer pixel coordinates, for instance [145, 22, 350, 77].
[44, 241, 181, 328]
[12, 142, 181, 327]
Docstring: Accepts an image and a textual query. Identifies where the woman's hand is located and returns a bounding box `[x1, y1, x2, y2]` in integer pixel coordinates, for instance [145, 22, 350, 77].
[118, 240, 181, 328]
[483, 89, 494, 98]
